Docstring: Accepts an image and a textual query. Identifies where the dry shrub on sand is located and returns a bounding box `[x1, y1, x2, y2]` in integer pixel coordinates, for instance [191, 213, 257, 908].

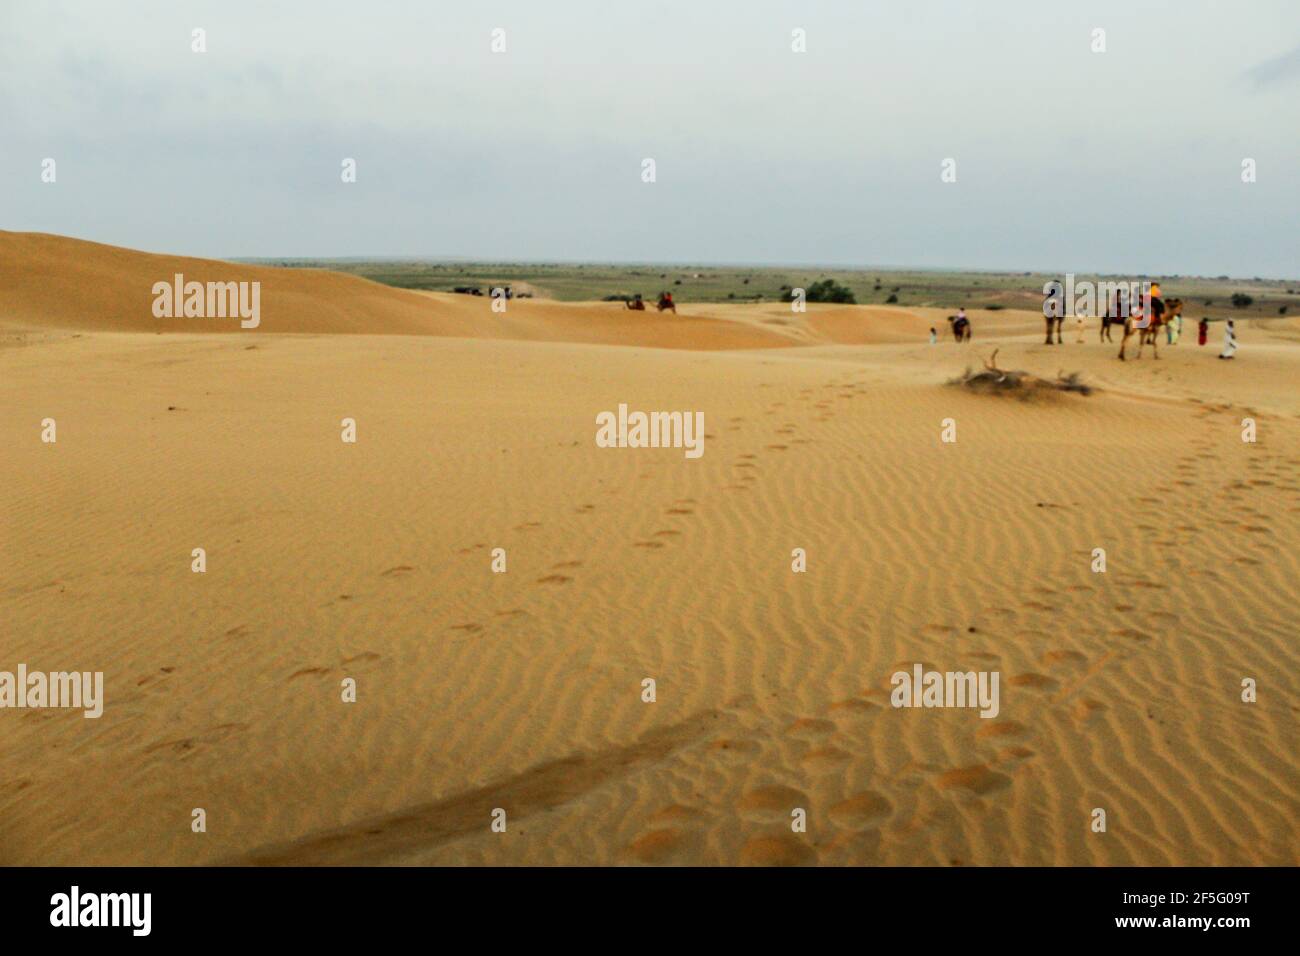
[949, 349, 1094, 399]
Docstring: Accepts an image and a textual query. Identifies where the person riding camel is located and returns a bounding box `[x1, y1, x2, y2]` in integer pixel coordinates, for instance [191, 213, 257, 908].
[1149, 282, 1166, 334]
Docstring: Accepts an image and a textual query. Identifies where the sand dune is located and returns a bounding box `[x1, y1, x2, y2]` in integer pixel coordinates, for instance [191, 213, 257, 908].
[0, 231, 792, 350]
[2, 233, 1297, 866]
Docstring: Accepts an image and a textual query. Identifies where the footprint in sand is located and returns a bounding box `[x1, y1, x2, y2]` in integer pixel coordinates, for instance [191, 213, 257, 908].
[665, 507, 694, 515]
[828, 791, 893, 829]
[800, 746, 851, 772]
[1072, 698, 1108, 722]
[552, 560, 583, 569]
[647, 804, 707, 827]
[380, 565, 414, 577]
[975, 720, 1028, 742]
[738, 784, 808, 822]
[624, 828, 693, 863]
[535, 574, 571, 585]
[449, 623, 483, 634]
[634, 541, 666, 549]
[828, 698, 878, 716]
[288, 666, 331, 681]
[935, 764, 1012, 795]
[739, 834, 817, 867]
[1041, 649, 1086, 668]
[787, 716, 837, 739]
[1007, 673, 1059, 692]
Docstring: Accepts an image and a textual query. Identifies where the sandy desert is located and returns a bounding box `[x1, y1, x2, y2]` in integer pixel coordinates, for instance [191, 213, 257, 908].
[2, 231, 1297, 866]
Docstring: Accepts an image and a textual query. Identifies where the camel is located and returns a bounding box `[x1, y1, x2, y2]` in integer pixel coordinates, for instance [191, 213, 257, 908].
[1043, 313, 1064, 345]
[656, 293, 676, 314]
[1100, 291, 1131, 342]
[624, 296, 645, 311]
[1119, 297, 1182, 361]
[946, 315, 971, 342]
[1100, 312, 1124, 342]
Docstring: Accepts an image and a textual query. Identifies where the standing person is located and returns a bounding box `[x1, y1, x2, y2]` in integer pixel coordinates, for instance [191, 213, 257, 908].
[1198, 317, 1209, 346]
[1219, 319, 1237, 359]
[929, 327, 937, 345]
[1075, 308, 1086, 343]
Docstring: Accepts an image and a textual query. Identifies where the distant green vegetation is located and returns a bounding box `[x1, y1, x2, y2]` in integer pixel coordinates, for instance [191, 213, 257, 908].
[242, 257, 1299, 318]
[780, 278, 856, 304]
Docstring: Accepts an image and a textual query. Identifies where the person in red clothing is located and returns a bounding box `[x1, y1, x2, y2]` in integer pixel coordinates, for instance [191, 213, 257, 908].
[1198, 318, 1209, 346]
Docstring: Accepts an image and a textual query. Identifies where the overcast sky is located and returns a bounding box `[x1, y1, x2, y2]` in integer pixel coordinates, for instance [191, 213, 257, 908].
[3, 0, 1298, 277]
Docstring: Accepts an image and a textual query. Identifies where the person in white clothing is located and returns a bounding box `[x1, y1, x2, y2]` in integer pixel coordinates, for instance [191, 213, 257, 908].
[1219, 319, 1237, 359]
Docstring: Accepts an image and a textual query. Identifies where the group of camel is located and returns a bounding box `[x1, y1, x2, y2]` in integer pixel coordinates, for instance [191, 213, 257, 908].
[1042, 297, 1184, 360]
[623, 293, 676, 314]
[623, 288, 1183, 361]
